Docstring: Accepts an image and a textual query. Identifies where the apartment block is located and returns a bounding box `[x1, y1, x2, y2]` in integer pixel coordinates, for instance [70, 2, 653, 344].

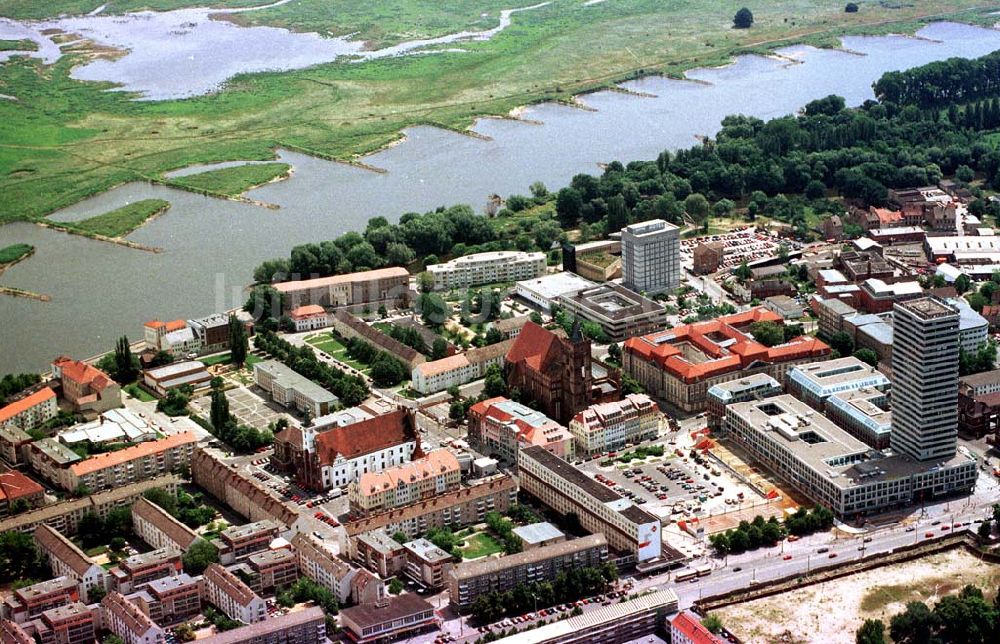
[253, 361, 338, 418]
[128, 574, 201, 626]
[33, 525, 107, 603]
[245, 549, 300, 595]
[402, 538, 453, 590]
[291, 532, 373, 605]
[202, 564, 267, 625]
[427, 251, 545, 291]
[0, 470, 45, 518]
[0, 425, 33, 467]
[468, 397, 574, 466]
[410, 340, 512, 395]
[671, 611, 724, 644]
[0, 387, 57, 435]
[517, 447, 661, 564]
[64, 432, 197, 494]
[344, 475, 518, 541]
[193, 605, 327, 644]
[109, 546, 182, 594]
[131, 497, 200, 552]
[1, 577, 79, 624]
[354, 530, 406, 579]
[568, 394, 663, 456]
[448, 534, 607, 612]
[100, 592, 165, 644]
[621, 219, 680, 294]
[274, 267, 411, 311]
[348, 450, 461, 516]
[28, 602, 96, 644]
[213, 520, 281, 565]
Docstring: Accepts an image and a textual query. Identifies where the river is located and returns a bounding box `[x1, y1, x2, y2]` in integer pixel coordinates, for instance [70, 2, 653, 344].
[3, 21, 1000, 372]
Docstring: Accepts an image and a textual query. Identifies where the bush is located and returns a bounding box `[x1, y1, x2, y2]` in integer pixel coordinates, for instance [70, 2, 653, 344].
[733, 7, 754, 29]
[845, 3, 859, 13]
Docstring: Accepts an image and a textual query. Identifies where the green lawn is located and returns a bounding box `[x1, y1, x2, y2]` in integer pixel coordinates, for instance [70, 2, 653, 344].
[199, 352, 262, 367]
[0, 0, 993, 224]
[0, 243, 32, 264]
[306, 334, 371, 372]
[124, 383, 156, 402]
[167, 163, 291, 197]
[460, 532, 504, 559]
[0, 39, 36, 52]
[52, 199, 170, 237]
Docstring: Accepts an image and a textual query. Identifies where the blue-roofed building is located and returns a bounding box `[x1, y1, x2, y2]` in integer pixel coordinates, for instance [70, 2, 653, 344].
[786, 357, 890, 411]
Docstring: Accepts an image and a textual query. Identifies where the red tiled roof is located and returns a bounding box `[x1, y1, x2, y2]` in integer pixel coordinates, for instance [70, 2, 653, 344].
[505, 322, 566, 374]
[70, 432, 196, 476]
[624, 308, 829, 383]
[290, 305, 326, 319]
[0, 387, 55, 424]
[53, 357, 115, 392]
[143, 320, 186, 332]
[314, 410, 414, 466]
[0, 470, 44, 503]
[672, 611, 724, 643]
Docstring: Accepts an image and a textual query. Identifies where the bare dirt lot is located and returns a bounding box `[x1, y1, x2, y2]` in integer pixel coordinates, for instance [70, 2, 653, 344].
[715, 548, 1000, 644]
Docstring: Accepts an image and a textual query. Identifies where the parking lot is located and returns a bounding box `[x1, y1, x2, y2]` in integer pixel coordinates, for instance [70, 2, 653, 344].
[189, 386, 293, 432]
[680, 226, 805, 272]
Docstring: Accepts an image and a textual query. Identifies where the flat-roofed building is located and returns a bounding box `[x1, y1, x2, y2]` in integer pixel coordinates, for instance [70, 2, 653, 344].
[253, 360, 338, 418]
[2, 577, 79, 624]
[344, 475, 518, 541]
[556, 283, 668, 342]
[142, 361, 211, 397]
[340, 594, 437, 644]
[427, 251, 546, 291]
[214, 520, 281, 565]
[786, 357, 891, 411]
[624, 308, 830, 413]
[273, 267, 411, 311]
[622, 219, 680, 294]
[127, 574, 201, 626]
[30, 602, 95, 644]
[448, 534, 607, 612]
[517, 447, 662, 564]
[64, 432, 196, 493]
[244, 548, 299, 595]
[568, 394, 663, 456]
[131, 497, 200, 552]
[57, 408, 158, 447]
[193, 605, 326, 644]
[825, 389, 893, 449]
[724, 395, 977, 517]
[109, 547, 182, 594]
[348, 450, 461, 516]
[489, 589, 679, 644]
[402, 538, 453, 590]
[706, 374, 782, 432]
[202, 564, 267, 625]
[515, 273, 597, 313]
[468, 397, 574, 465]
[815, 297, 858, 339]
[100, 591, 165, 644]
[0, 425, 33, 467]
[354, 530, 406, 579]
[512, 522, 565, 550]
[34, 525, 107, 603]
[25, 439, 81, 491]
[950, 297, 990, 353]
[859, 279, 923, 314]
[0, 387, 57, 435]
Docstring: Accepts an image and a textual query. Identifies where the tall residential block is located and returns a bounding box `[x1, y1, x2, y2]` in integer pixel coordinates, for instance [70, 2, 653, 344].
[891, 297, 960, 462]
[621, 219, 680, 294]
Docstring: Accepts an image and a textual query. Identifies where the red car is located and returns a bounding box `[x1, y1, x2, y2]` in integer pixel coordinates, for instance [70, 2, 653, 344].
[782, 554, 792, 561]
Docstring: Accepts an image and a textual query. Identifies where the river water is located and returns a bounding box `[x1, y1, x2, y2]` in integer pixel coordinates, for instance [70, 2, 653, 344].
[3, 21, 1000, 371]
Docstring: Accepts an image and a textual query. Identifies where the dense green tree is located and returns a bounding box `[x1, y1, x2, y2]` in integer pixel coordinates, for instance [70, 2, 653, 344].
[431, 338, 449, 360]
[419, 293, 451, 328]
[702, 614, 724, 635]
[113, 335, 138, 384]
[484, 364, 507, 398]
[556, 187, 583, 228]
[954, 273, 972, 295]
[607, 342, 621, 364]
[684, 193, 711, 223]
[228, 315, 248, 367]
[182, 539, 219, 575]
[733, 7, 754, 28]
[244, 284, 283, 322]
[854, 348, 879, 367]
[750, 321, 784, 347]
[845, 2, 859, 12]
[828, 331, 854, 357]
[210, 381, 231, 431]
[0, 530, 47, 583]
[856, 619, 885, 644]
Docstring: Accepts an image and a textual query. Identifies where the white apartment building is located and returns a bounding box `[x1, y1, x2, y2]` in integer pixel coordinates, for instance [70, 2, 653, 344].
[621, 219, 680, 294]
[0, 387, 58, 434]
[410, 340, 511, 395]
[568, 394, 663, 456]
[131, 498, 200, 552]
[34, 525, 108, 603]
[291, 533, 363, 604]
[101, 592, 166, 644]
[517, 446, 662, 563]
[65, 432, 197, 494]
[948, 297, 989, 353]
[254, 360, 339, 417]
[348, 450, 461, 516]
[202, 564, 267, 625]
[427, 251, 546, 291]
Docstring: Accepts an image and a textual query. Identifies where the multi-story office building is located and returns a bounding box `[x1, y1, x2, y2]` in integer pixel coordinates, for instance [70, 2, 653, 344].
[100, 592, 165, 644]
[786, 357, 891, 411]
[427, 251, 546, 291]
[517, 447, 661, 563]
[556, 283, 669, 342]
[128, 574, 201, 626]
[568, 394, 663, 456]
[274, 267, 411, 311]
[468, 397, 574, 465]
[340, 594, 437, 644]
[448, 534, 607, 612]
[344, 475, 517, 541]
[108, 547, 182, 595]
[706, 374, 783, 431]
[891, 298, 960, 462]
[202, 564, 267, 625]
[624, 308, 830, 413]
[194, 606, 327, 644]
[621, 219, 680, 294]
[0, 387, 57, 435]
[724, 395, 977, 518]
[825, 389, 893, 449]
[33, 525, 107, 603]
[1, 577, 79, 624]
[131, 498, 200, 553]
[949, 297, 990, 353]
[348, 450, 461, 516]
[253, 361, 339, 418]
[213, 520, 281, 565]
[29, 602, 96, 644]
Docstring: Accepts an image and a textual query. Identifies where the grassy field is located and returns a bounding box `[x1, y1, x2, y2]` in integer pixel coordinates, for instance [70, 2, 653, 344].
[305, 334, 370, 372]
[167, 162, 291, 197]
[124, 383, 156, 401]
[0, 1, 997, 224]
[460, 532, 504, 559]
[0, 0, 272, 19]
[199, 352, 262, 367]
[0, 243, 32, 264]
[0, 39, 36, 52]
[54, 198, 169, 237]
